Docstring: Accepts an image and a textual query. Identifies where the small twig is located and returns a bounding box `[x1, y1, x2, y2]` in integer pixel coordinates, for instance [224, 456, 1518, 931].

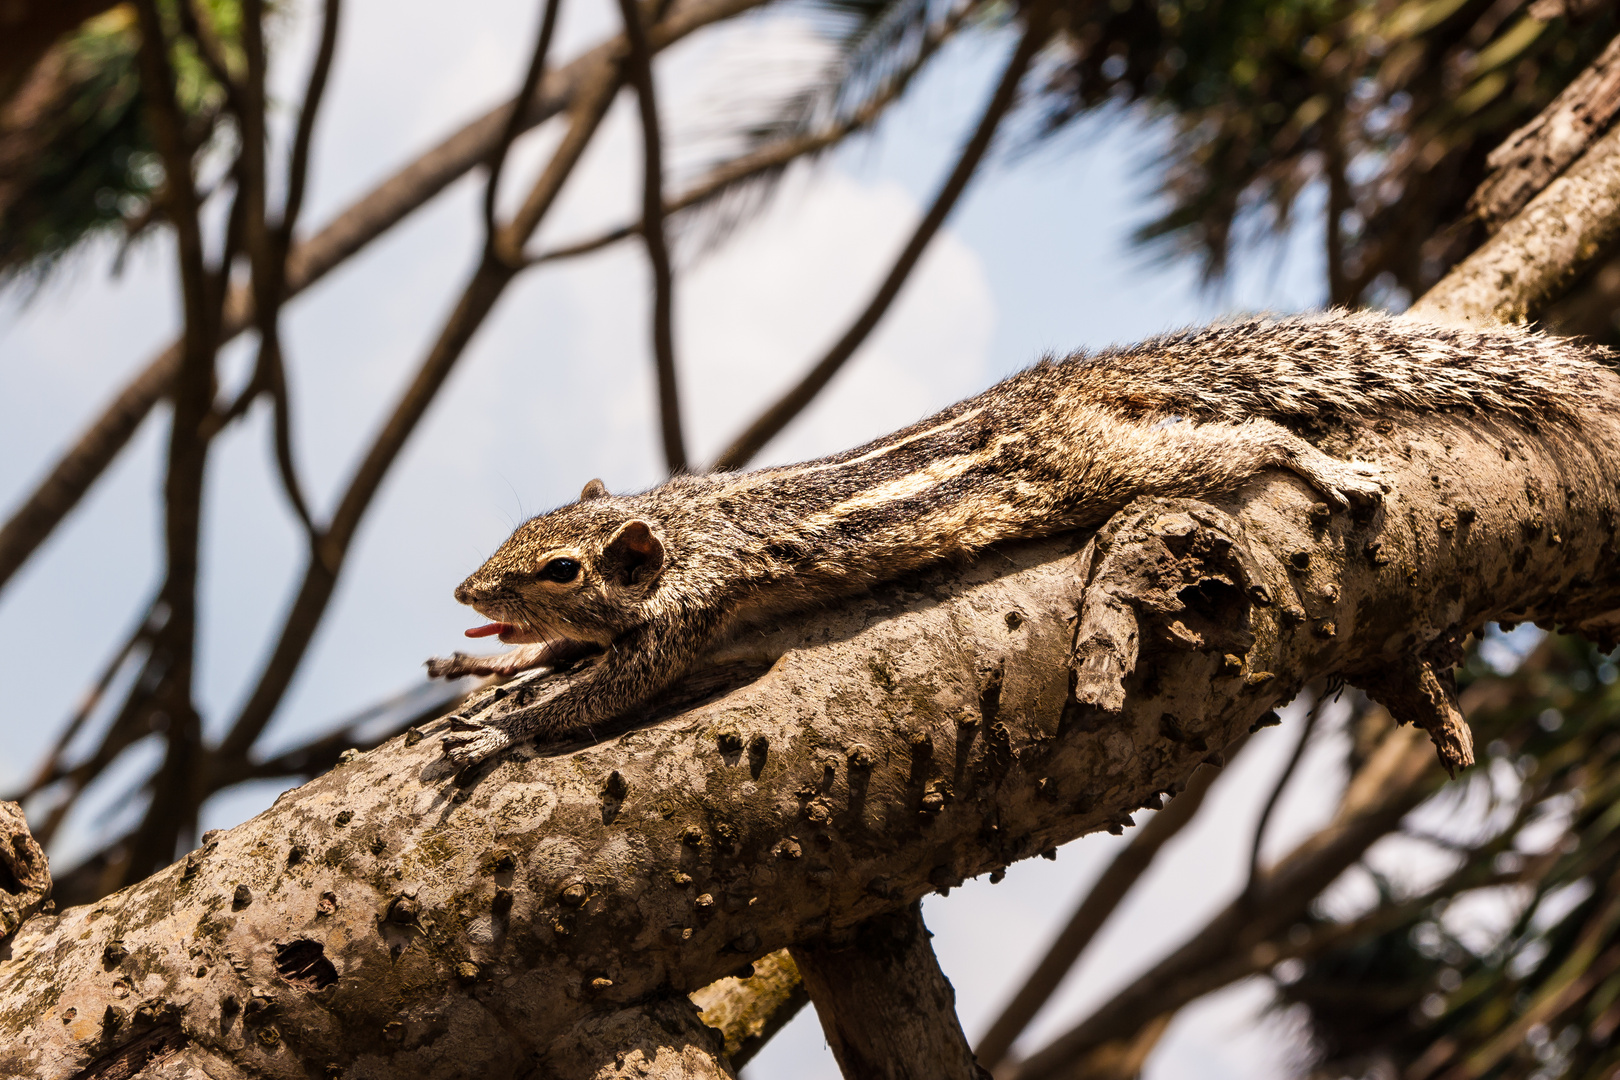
[526, 2, 969, 267]
[711, 3, 1055, 471]
[485, 0, 563, 254]
[281, 0, 343, 245]
[615, 0, 687, 473]
[1246, 693, 1326, 897]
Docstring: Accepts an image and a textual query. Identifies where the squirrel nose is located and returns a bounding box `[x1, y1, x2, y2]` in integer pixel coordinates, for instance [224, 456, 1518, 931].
[453, 580, 476, 605]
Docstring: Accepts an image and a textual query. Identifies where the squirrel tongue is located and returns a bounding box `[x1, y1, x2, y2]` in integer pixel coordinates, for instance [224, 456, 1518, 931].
[464, 622, 513, 639]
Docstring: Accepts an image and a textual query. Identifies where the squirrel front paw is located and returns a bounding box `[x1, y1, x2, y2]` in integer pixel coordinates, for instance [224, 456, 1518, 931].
[426, 643, 554, 679]
[441, 722, 516, 767]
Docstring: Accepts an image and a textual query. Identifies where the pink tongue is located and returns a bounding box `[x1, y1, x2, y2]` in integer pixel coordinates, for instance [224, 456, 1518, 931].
[464, 622, 513, 639]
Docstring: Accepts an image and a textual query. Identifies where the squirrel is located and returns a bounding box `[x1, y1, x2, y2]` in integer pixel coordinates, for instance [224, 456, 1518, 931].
[429, 310, 1617, 765]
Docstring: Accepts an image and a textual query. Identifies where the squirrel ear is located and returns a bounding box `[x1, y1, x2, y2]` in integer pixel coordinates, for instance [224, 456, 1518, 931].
[580, 478, 609, 501]
[602, 520, 664, 586]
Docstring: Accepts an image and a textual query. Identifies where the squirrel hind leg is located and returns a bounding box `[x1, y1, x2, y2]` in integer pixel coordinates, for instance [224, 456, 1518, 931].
[1269, 428, 1388, 509]
[1161, 416, 1387, 509]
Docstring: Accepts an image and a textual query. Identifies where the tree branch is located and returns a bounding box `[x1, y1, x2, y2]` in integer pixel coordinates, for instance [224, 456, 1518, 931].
[484, 0, 562, 252]
[792, 903, 986, 1079]
[9, 374, 1620, 1074]
[527, 0, 968, 267]
[615, 0, 688, 473]
[215, 47, 627, 766]
[710, 4, 1055, 471]
[1409, 88, 1620, 324]
[0, 0, 768, 598]
[1470, 31, 1620, 233]
[973, 749, 1235, 1071]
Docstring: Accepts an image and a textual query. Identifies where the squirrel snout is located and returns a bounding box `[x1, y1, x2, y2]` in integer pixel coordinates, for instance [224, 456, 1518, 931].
[453, 580, 478, 605]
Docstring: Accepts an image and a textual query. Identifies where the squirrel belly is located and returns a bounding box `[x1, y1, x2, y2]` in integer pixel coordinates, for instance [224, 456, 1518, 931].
[432, 309, 1619, 765]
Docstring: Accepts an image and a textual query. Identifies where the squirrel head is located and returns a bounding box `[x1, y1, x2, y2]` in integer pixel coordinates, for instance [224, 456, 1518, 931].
[454, 479, 666, 646]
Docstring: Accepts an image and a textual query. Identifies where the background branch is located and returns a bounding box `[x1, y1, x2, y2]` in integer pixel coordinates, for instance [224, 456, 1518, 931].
[711, 3, 1053, 470]
[616, 0, 687, 473]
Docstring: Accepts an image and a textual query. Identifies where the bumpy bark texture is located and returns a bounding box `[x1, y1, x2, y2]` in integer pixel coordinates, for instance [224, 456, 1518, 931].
[1411, 116, 1620, 326]
[2, 400, 1618, 1078]
[0, 800, 49, 938]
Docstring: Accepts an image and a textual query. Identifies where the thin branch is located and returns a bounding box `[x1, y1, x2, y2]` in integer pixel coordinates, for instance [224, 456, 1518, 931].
[1245, 693, 1325, 896]
[710, 6, 1055, 471]
[485, 0, 563, 252]
[233, 0, 318, 536]
[615, 0, 686, 472]
[975, 746, 1238, 1071]
[13, 599, 166, 800]
[217, 53, 628, 765]
[526, 1, 968, 267]
[128, 0, 219, 883]
[281, 0, 343, 245]
[0, 0, 768, 600]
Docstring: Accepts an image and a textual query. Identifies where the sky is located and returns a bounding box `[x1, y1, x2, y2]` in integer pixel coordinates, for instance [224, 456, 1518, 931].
[0, 0, 1388, 1075]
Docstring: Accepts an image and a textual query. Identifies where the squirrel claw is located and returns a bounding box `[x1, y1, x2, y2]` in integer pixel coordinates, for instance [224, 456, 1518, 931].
[442, 726, 515, 767]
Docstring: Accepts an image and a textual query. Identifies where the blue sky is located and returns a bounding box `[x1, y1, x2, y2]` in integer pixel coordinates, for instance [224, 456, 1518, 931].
[0, 1, 1342, 1074]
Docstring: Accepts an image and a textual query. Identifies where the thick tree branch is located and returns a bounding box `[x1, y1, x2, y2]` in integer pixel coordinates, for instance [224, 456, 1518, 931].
[792, 903, 987, 1080]
[6, 371, 1619, 1075]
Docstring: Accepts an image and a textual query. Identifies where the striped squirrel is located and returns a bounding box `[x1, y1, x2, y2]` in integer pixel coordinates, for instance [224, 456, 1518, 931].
[429, 310, 1617, 765]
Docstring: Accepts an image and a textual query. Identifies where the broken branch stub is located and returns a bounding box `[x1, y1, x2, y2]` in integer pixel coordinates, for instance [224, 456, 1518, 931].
[2, 397, 1618, 1078]
[0, 800, 49, 939]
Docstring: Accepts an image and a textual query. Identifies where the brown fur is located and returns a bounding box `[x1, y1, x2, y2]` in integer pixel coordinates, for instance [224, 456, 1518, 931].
[433, 310, 1618, 764]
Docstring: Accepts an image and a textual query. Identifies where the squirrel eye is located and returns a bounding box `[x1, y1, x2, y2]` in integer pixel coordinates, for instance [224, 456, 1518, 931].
[540, 557, 579, 583]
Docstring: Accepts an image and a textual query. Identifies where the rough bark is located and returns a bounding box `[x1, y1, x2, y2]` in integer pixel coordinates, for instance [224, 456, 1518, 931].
[0, 801, 49, 939]
[792, 902, 986, 1080]
[1408, 114, 1620, 325]
[689, 949, 807, 1068]
[1470, 33, 1620, 233]
[3, 371, 1619, 1076]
